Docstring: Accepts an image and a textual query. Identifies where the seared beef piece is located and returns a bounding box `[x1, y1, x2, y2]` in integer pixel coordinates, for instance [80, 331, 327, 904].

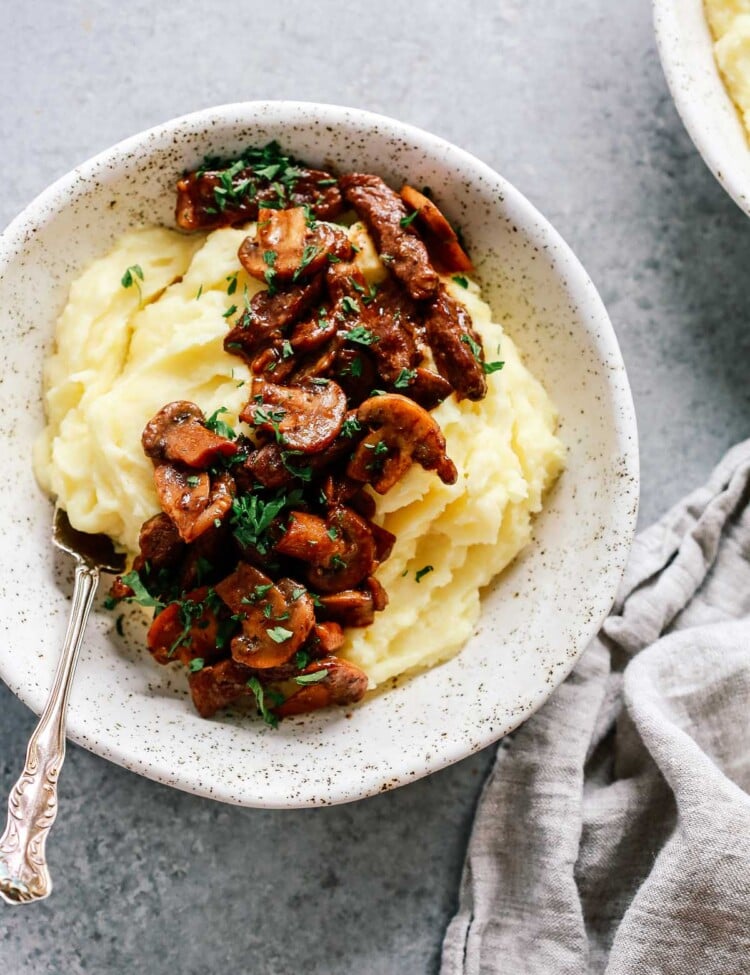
[339, 173, 439, 300]
[142, 401, 237, 468]
[275, 656, 368, 718]
[406, 367, 453, 410]
[329, 347, 378, 406]
[153, 467, 235, 544]
[243, 444, 296, 489]
[361, 277, 422, 384]
[132, 513, 184, 573]
[224, 275, 325, 363]
[240, 377, 347, 454]
[422, 284, 487, 401]
[176, 165, 343, 232]
[188, 658, 254, 718]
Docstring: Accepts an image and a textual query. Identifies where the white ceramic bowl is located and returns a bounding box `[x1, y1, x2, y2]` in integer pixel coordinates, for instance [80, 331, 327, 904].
[0, 103, 638, 807]
[654, 0, 750, 216]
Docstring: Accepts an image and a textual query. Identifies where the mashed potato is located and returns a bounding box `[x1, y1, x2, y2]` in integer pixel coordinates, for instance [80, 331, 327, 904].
[35, 222, 564, 687]
[706, 0, 750, 138]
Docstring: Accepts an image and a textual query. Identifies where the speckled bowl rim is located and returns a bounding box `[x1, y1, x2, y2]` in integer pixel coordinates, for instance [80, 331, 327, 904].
[0, 102, 639, 806]
[654, 0, 750, 218]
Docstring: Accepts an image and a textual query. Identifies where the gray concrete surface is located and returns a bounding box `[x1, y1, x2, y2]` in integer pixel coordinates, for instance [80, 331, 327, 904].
[2, 0, 750, 972]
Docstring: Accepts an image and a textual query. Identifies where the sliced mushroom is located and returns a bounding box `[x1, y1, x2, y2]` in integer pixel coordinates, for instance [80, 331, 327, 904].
[153, 467, 235, 543]
[146, 586, 226, 666]
[215, 563, 315, 669]
[307, 621, 345, 656]
[339, 173, 439, 300]
[422, 285, 487, 402]
[347, 393, 457, 493]
[188, 658, 254, 719]
[238, 208, 352, 284]
[400, 185, 473, 274]
[306, 506, 378, 593]
[241, 377, 347, 454]
[275, 656, 369, 719]
[142, 401, 237, 468]
[318, 575, 389, 628]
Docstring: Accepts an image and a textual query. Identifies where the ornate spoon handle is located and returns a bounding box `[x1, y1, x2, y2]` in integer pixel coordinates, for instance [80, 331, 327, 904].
[0, 560, 99, 904]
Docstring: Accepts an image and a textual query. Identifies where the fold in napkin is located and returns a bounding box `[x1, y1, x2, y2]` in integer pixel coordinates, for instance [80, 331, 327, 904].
[442, 441, 750, 975]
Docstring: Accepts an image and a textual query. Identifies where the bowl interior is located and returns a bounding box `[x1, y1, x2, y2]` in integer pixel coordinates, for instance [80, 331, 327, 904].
[655, 0, 750, 216]
[0, 103, 638, 807]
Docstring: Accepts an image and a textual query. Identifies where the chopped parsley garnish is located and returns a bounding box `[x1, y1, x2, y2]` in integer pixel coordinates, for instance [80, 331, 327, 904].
[195, 284, 203, 300]
[394, 368, 416, 389]
[281, 339, 294, 360]
[452, 275, 469, 289]
[267, 625, 293, 643]
[293, 244, 320, 282]
[290, 587, 307, 602]
[340, 296, 360, 315]
[250, 404, 287, 443]
[460, 333, 482, 360]
[326, 526, 340, 541]
[346, 324, 377, 346]
[415, 565, 434, 583]
[205, 406, 236, 440]
[222, 304, 238, 319]
[317, 178, 337, 187]
[241, 583, 274, 604]
[330, 554, 347, 570]
[115, 614, 125, 637]
[230, 488, 302, 554]
[483, 360, 505, 374]
[189, 658, 205, 673]
[263, 249, 278, 293]
[294, 649, 310, 670]
[121, 264, 144, 297]
[341, 416, 362, 438]
[399, 209, 420, 228]
[226, 273, 238, 295]
[280, 451, 313, 482]
[294, 669, 329, 685]
[117, 570, 165, 611]
[186, 475, 201, 487]
[246, 676, 281, 728]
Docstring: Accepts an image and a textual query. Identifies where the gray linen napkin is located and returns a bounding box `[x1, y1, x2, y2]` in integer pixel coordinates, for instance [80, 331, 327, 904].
[441, 441, 750, 975]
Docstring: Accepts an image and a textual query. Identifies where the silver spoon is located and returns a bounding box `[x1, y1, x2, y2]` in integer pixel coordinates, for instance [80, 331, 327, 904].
[0, 507, 125, 904]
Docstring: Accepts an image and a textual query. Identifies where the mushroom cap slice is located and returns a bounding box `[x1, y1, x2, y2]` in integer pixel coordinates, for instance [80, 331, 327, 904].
[142, 401, 237, 468]
[400, 185, 473, 274]
[347, 393, 457, 493]
[275, 656, 369, 718]
[153, 467, 235, 543]
[238, 208, 352, 283]
[215, 563, 315, 669]
[241, 377, 347, 454]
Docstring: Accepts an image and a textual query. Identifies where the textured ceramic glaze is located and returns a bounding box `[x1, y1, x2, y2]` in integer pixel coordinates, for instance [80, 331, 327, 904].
[0, 102, 638, 808]
[654, 0, 750, 217]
